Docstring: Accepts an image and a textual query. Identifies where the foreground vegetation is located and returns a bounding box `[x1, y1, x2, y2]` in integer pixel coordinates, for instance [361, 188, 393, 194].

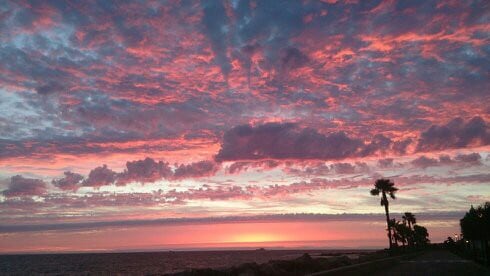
[370, 178, 430, 251]
[445, 202, 490, 265]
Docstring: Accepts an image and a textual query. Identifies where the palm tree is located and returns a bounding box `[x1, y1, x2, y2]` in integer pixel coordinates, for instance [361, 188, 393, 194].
[413, 225, 430, 247]
[389, 219, 400, 247]
[402, 212, 416, 230]
[395, 220, 411, 247]
[370, 178, 398, 249]
[402, 212, 416, 247]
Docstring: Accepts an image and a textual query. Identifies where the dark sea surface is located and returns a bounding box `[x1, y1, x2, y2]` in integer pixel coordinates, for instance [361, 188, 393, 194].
[0, 249, 372, 275]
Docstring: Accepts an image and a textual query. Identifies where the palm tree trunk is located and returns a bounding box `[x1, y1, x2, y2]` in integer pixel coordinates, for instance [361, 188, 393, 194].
[408, 221, 413, 247]
[383, 192, 393, 249]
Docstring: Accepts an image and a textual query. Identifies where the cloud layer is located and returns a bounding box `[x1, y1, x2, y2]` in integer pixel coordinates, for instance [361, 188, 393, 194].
[216, 118, 488, 161]
[0, 0, 489, 251]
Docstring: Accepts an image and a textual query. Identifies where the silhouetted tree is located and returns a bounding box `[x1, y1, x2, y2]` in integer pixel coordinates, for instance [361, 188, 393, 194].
[395, 221, 411, 247]
[413, 225, 430, 247]
[370, 178, 398, 249]
[444, 236, 456, 249]
[460, 202, 490, 241]
[388, 219, 399, 247]
[389, 218, 411, 248]
[402, 212, 416, 230]
[460, 202, 490, 265]
[402, 212, 416, 246]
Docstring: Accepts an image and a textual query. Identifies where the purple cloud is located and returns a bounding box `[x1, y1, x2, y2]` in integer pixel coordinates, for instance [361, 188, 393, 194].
[226, 160, 280, 174]
[215, 123, 367, 161]
[411, 156, 440, 169]
[411, 152, 483, 169]
[117, 157, 173, 185]
[454, 153, 482, 165]
[2, 175, 47, 197]
[52, 171, 84, 191]
[173, 160, 219, 180]
[83, 165, 117, 188]
[416, 117, 489, 152]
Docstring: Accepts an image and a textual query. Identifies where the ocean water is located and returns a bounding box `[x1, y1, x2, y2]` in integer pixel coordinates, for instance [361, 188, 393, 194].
[0, 249, 370, 275]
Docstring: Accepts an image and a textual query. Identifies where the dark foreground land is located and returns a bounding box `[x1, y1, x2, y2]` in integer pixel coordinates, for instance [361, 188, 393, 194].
[0, 249, 488, 275]
[0, 249, 366, 275]
[172, 249, 489, 275]
[372, 250, 489, 276]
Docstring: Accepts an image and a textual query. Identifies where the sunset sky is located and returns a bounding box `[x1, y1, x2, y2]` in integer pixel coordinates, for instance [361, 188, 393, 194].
[0, 0, 489, 253]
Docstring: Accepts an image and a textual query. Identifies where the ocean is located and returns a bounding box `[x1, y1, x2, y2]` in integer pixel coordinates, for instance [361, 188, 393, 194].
[0, 249, 371, 275]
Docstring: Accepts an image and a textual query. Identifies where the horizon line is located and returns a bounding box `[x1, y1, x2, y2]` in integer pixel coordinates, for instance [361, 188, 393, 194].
[0, 211, 464, 233]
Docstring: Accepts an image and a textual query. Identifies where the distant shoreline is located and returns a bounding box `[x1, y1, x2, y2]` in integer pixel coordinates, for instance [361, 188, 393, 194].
[0, 247, 380, 256]
[0, 249, 382, 275]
